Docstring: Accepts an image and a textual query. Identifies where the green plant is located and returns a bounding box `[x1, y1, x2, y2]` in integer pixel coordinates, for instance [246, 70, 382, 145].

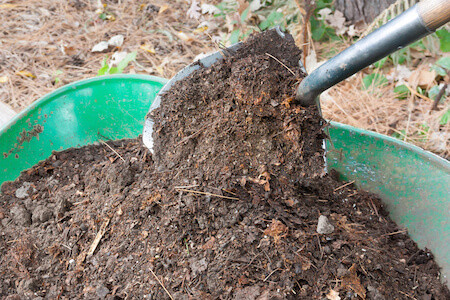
[53, 70, 63, 85]
[394, 84, 410, 99]
[97, 52, 137, 76]
[440, 109, 450, 125]
[391, 129, 406, 140]
[362, 73, 388, 90]
[309, 0, 338, 42]
[436, 28, 450, 52]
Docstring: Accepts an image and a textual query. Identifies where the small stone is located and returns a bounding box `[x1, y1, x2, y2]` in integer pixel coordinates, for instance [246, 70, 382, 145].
[316, 215, 334, 234]
[10, 205, 31, 226]
[32, 205, 53, 223]
[96, 285, 110, 298]
[189, 257, 208, 276]
[15, 182, 34, 199]
[367, 285, 385, 300]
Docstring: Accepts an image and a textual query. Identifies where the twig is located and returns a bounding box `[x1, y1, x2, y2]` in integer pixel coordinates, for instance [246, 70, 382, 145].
[333, 180, 355, 192]
[399, 290, 418, 300]
[149, 268, 174, 300]
[173, 184, 199, 189]
[100, 141, 125, 163]
[382, 229, 407, 236]
[175, 188, 240, 200]
[263, 268, 280, 282]
[431, 82, 448, 111]
[175, 122, 215, 147]
[87, 218, 110, 257]
[266, 53, 295, 76]
[404, 84, 433, 102]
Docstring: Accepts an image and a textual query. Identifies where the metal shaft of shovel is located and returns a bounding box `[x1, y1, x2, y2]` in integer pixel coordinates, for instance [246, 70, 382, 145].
[296, 0, 450, 106]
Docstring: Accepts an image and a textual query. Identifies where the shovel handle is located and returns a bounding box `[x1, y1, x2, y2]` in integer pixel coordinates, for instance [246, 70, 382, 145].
[296, 0, 450, 106]
[418, 0, 450, 31]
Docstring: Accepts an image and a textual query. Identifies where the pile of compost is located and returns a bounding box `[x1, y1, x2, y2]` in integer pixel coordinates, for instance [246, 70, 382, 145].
[1, 30, 449, 299]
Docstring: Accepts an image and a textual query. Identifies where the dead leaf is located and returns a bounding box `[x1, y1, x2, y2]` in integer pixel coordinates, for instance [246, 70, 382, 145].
[140, 44, 156, 54]
[264, 219, 287, 244]
[92, 41, 109, 52]
[0, 4, 18, 9]
[186, 0, 201, 19]
[408, 69, 436, 88]
[108, 35, 124, 47]
[201, 3, 220, 15]
[116, 207, 123, 216]
[326, 289, 341, 300]
[193, 26, 208, 34]
[296, 254, 312, 271]
[0, 76, 8, 83]
[201, 237, 216, 250]
[15, 70, 36, 78]
[177, 31, 193, 42]
[158, 5, 169, 14]
[341, 264, 366, 299]
[237, 0, 249, 15]
[326, 10, 346, 35]
[62, 45, 77, 56]
[331, 213, 364, 234]
[140, 193, 161, 209]
[317, 8, 332, 20]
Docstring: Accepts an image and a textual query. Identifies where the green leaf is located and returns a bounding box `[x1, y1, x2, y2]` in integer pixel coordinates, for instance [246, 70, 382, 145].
[391, 129, 406, 140]
[428, 85, 441, 100]
[310, 18, 325, 41]
[315, 0, 333, 10]
[99, 12, 107, 20]
[417, 86, 424, 95]
[436, 28, 450, 52]
[362, 73, 388, 90]
[374, 57, 388, 69]
[419, 123, 430, 134]
[394, 84, 410, 99]
[431, 65, 447, 76]
[440, 109, 450, 125]
[97, 57, 109, 76]
[230, 29, 240, 44]
[259, 11, 283, 31]
[108, 67, 118, 74]
[116, 51, 137, 73]
[436, 57, 450, 70]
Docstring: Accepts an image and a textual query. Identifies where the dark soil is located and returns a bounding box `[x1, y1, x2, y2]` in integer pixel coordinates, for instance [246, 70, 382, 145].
[1, 29, 449, 300]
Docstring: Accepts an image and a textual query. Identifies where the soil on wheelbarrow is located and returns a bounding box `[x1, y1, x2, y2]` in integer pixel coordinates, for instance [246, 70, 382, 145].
[1, 30, 449, 300]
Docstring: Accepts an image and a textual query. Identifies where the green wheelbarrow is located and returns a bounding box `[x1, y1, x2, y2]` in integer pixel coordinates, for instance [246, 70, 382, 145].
[0, 75, 449, 286]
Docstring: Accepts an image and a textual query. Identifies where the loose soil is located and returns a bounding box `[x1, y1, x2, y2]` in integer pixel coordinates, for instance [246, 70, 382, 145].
[1, 30, 449, 300]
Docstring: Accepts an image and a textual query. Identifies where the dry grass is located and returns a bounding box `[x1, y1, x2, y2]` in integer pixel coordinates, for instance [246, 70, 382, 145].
[322, 74, 449, 159]
[0, 0, 217, 111]
[0, 0, 448, 158]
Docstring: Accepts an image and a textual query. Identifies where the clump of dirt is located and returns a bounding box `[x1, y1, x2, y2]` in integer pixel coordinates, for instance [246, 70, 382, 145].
[1, 29, 449, 300]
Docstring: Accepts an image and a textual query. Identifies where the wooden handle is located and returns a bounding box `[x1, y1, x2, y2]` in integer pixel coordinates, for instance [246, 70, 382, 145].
[417, 0, 450, 31]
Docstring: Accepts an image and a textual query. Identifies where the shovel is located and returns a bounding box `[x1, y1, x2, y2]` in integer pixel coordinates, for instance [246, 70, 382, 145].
[143, 0, 450, 151]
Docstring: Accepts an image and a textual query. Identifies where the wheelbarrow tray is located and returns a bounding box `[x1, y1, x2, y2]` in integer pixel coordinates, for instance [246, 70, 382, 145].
[0, 75, 448, 285]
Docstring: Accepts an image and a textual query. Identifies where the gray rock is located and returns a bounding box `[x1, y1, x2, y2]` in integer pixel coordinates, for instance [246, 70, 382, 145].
[233, 285, 260, 300]
[15, 182, 34, 199]
[32, 205, 53, 223]
[96, 285, 110, 299]
[367, 285, 385, 300]
[189, 257, 208, 276]
[316, 215, 334, 234]
[10, 205, 31, 226]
